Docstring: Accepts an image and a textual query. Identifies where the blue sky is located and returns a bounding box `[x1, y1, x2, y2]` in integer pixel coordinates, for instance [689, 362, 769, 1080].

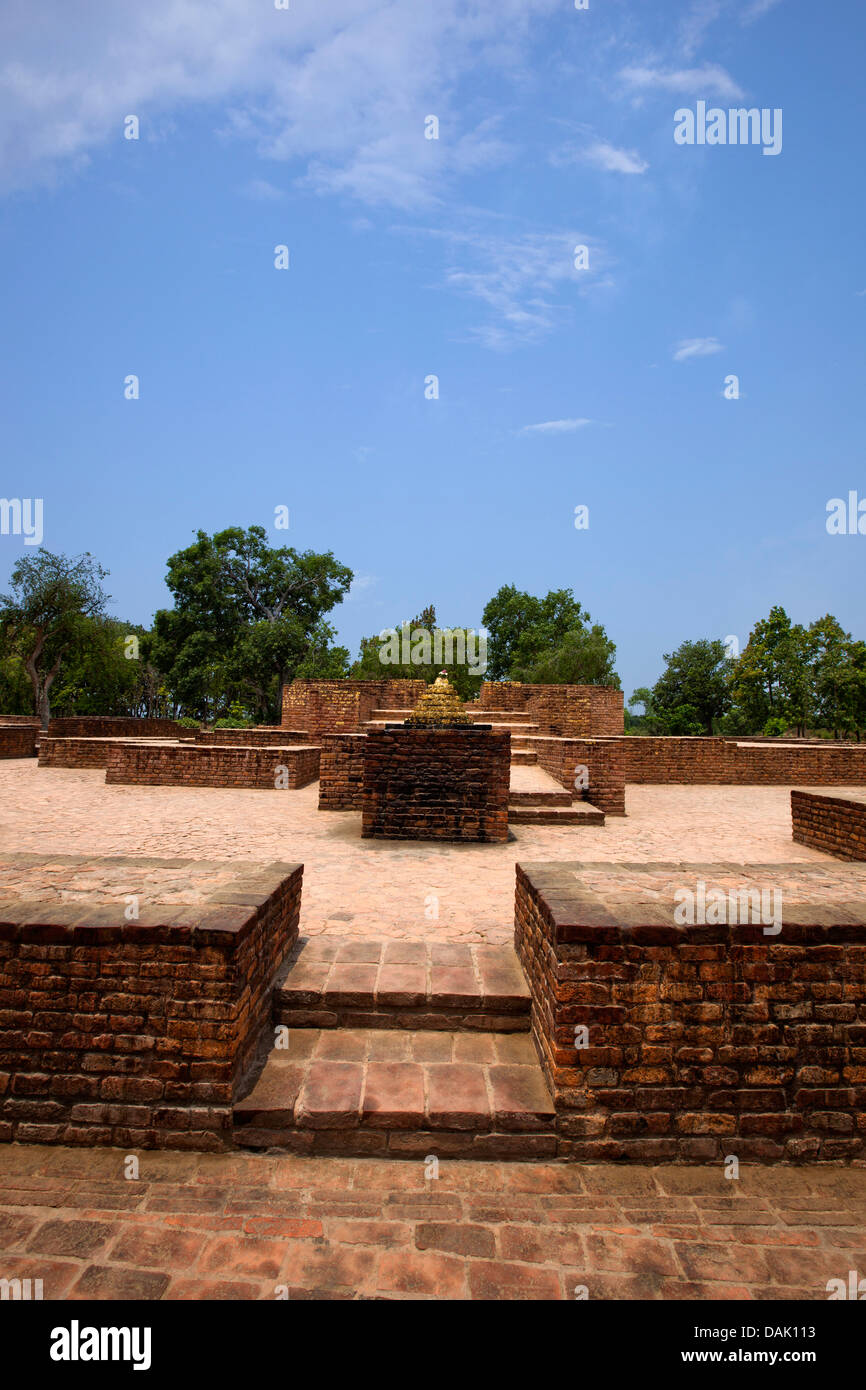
[1, 0, 864, 697]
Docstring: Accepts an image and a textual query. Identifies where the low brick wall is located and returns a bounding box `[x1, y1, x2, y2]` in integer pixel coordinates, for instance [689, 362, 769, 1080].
[0, 725, 38, 759]
[515, 860, 866, 1163]
[105, 742, 321, 789]
[318, 733, 368, 810]
[532, 737, 626, 815]
[362, 727, 510, 842]
[0, 854, 303, 1150]
[38, 736, 150, 769]
[195, 727, 308, 746]
[48, 716, 194, 739]
[0, 715, 40, 724]
[478, 683, 624, 736]
[610, 736, 866, 785]
[792, 790, 866, 861]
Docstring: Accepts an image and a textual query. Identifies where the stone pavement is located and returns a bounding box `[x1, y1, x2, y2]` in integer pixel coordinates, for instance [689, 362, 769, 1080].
[0, 763, 842, 943]
[1, 1144, 864, 1300]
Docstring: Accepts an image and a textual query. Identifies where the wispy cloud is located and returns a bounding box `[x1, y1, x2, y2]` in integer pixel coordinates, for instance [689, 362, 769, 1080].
[520, 418, 594, 434]
[241, 178, 285, 201]
[346, 573, 378, 601]
[740, 0, 784, 23]
[673, 337, 725, 361]
[583, 141, 648, 175]
[620, 63, 745, 101]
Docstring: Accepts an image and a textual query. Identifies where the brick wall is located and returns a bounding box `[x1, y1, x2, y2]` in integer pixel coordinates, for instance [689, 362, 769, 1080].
[532, 737, 626, 815]
[610, 737, 866, 785]
[792, 790, 866, 861]
[195, 727, 309, 746]
[105, 742, 321, 789]
[0, 857, 302, 1150]
[0, 715, 40, 724]
[362, 728, 510, 842]
[0, 726, 38, 759]
[515, 861, 866, 1163]
[48, 716, 194, 740]
[477, 683, 624, 736]
[318, 733, 368, 810]
[281, 680, 425, 737]
[38, 737, 128, 769]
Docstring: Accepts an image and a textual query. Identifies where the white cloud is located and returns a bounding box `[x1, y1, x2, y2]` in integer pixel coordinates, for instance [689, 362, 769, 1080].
[520, 418, 594, 434]
[620, 63, 745, 101]
[241, 178, 285, 201]
[346, 573, 378, 600]
[0, 0, 561, 202]
[740, 0, 784, 22]
[583, 141, 648, 175]
[673, 337, 725, 361]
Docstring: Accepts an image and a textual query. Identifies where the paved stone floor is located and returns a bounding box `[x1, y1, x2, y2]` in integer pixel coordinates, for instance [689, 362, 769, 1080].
[0, 762, 846, 943]
[1, 1145, 864, 1300]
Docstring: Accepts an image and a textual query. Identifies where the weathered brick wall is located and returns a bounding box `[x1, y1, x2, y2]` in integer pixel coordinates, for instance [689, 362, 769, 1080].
[195, 727, 309, 746]
[105, 742, 320, 789]
[515, 862, 866, 1163]
[47, 716, 194, 739]
[532, 737, 626, 815]
[611, 737, 866, 785]
[38, 737, 127, 769]
[0, 726, 38, 759]
[318, 733, 368, 810]
[477, 683, 624, 735]
[792, 790, 866, 861]
[362, 728, 510, 842]
[0, 715, 40, 724]
[0, 860, 303, 1150]
[281, 680, 425, 735]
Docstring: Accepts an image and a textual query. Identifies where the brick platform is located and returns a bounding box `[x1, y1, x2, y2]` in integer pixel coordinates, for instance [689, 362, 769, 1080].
[0, 853, 303, 1150]
[611, 737, 866, 785]
[792, 789, 866, 861]
[47, 716, 194, 740]
[195, 727, 309, 746]
[38, 736, 162, 769]
[105, 741, 321, 789]
[0, 725, 38, 759]
[515, 860, 866, 1163]
[362, 727, 510, 842]
[275, 937, 530, 1031]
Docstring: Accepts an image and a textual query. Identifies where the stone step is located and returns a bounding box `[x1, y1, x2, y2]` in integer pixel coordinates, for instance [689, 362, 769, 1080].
[233, 1028, 556, 1158]
[508, 803, 605, 825]
[508, 789, 574, 806]
[511, 750, 537, 765]
[274, 938, 530, 1031]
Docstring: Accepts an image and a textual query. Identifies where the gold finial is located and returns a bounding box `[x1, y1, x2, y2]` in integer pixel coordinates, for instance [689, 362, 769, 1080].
[404, 671, 470, 726]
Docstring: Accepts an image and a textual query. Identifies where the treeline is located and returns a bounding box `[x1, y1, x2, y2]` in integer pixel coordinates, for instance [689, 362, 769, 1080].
[630, 607, 866, 740]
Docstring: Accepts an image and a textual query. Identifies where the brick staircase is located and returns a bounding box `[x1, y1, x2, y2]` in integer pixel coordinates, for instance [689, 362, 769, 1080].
[508, 764, 605, 826]
[233, 938, 557, 1158]
[361, 706, 542, 764]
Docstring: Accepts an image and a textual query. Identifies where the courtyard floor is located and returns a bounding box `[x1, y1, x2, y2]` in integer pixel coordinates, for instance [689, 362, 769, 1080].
[1, 1144, 865, 1300]
[0, 762, 849, 943]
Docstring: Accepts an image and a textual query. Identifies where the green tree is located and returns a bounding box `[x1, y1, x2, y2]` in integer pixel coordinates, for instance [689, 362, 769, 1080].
[351, 606, 485, 701]
[482, 585, 618, 685]
[51, 617, 161, 717]
[0, 550, 109, 728]
[151, 527, 352, 722]
[651, 638, 732, 735]
[729, 607, 809, 735]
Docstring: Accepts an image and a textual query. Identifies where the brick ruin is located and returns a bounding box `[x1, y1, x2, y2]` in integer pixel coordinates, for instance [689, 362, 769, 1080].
[515, 861, 866, 1163]
[362, 727, 511, 842]
[792, 789, 866, 861]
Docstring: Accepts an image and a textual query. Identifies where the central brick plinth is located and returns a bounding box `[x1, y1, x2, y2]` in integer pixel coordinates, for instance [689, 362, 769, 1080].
[0, 853, 303, 1151]
[362, 727, 510, 842]
[515, 860, 866, 1163]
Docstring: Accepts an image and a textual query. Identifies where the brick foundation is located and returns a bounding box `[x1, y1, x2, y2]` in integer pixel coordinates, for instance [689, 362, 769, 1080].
[479, 683, 624, 736]
[0, 854, 303, 1150]
[362, 728, 510, 842]
[195, 727, 309, 746]
[318, 733, 368, 810]
[38, 737, 145, 769]
[792, 790, 866, 861]
[105, 742, 321, 789]
[47, 716, 194, 739]
[0, 726, 38, 759]
[514, 860, 866, 1163]
[531, 737, 626, 815]
[609, 736, 866, 785]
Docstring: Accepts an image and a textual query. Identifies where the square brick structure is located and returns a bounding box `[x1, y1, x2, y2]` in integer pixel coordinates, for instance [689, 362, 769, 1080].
[362, 727, 510, 842]
[0, 853, 302, 1150]
[792, 789, 866, 861]
[515, 860, 866, 1163]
